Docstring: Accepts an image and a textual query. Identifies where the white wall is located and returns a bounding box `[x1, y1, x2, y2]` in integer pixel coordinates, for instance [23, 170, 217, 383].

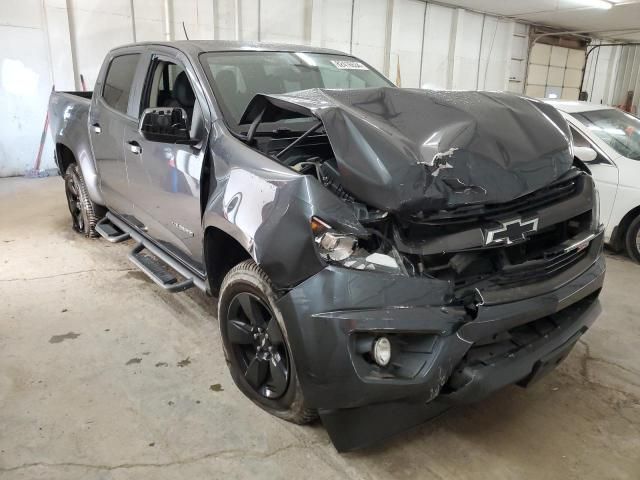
[0, 0, 531, 177]
[0, 0, 56, 177]
[507, 22, 528, 93]
[588, 42, 640, 113]
[388, 0, 423, 87]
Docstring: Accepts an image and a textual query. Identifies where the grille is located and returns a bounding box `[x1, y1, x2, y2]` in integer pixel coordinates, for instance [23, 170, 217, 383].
[413, 173, 579, 226]
[491, 246, 589, 288]
[431, 223, 594, 293]
[402, 170, 592, 291]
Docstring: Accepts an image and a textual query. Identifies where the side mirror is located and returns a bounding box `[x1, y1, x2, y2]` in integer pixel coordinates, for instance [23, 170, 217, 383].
[139, 107, 198, 145]
[574, 146, 598, 163]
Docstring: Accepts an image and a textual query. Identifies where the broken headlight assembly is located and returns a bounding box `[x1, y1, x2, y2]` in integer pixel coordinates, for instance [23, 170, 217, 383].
[311, 217, 407, 275]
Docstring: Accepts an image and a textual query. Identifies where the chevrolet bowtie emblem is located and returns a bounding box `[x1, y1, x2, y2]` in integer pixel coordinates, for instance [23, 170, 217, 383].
[484, 217, 539, 246]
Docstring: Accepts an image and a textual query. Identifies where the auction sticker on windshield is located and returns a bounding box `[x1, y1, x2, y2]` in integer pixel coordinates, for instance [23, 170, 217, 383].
[331, 60, 368, 70]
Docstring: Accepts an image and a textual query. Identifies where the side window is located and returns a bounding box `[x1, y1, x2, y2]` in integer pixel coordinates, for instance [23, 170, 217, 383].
[142, 59, 204, 141]
[102, 54, 140, 114]
[570, 126, 610, 165]
[146, 61, 183, 110]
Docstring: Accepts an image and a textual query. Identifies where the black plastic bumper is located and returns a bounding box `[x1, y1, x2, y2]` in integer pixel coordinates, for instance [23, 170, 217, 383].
[275, 232, 605, 451]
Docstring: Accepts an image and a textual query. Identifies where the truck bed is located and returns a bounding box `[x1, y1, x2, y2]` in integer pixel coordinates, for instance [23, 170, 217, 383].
[48, 91, 93, 139]
[48, 90, 93, 177]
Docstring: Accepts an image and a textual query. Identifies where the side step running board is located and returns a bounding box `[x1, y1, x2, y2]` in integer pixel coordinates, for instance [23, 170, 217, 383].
[98, 212, 207, 293]
[96, 216, 130, 243]
[129, 243, 194, 292]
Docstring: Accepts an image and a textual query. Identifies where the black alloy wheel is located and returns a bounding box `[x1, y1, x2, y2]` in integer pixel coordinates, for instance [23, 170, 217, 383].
[63, 163, 102, 237]
[218, 259, 317, 424]
[226, 292, 290, 399]
[64, 167, 86, 233]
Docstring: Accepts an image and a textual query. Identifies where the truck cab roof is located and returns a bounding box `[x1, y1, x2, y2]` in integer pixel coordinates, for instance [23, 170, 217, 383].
[111, 40, 346, 56]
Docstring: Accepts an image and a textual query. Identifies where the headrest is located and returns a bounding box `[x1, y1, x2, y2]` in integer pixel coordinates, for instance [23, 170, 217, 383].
[215, 69, 238, 94]
[173, 71, 195, 107]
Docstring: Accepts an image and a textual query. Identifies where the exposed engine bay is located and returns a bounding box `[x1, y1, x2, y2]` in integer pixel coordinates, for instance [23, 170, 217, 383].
[238, 87, 597, 305]
[246, 120, 414, 278]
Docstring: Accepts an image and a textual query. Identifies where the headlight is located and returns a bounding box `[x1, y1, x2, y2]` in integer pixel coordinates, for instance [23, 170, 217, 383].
[316, 230, 357, 261]
[311, 217, 405, 274]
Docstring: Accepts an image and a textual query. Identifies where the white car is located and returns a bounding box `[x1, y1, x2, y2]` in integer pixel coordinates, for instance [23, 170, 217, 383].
[544, 100, 640, 263]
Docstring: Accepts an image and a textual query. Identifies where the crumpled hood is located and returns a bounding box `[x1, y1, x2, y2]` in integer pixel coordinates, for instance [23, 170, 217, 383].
[241, 87, 574, 213]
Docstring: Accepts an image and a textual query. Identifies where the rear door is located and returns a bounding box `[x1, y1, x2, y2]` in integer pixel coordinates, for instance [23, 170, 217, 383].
[90, 51, 144, 216]
[124, 50, 210, 268]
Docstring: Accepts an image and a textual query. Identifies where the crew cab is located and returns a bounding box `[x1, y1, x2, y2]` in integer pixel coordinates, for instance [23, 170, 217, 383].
[544, 100, 640, 263]
[48, 41, 605, 451]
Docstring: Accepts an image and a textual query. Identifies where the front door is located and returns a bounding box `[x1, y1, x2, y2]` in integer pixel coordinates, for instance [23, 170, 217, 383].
[125, 54, 209, 268]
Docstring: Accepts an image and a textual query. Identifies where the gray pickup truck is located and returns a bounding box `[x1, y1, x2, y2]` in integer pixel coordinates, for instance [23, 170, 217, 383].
[48, 40, 605, 451]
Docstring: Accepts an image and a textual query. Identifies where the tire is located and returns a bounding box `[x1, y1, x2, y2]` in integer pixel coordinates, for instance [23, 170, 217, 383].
[624, 214, 640, 264]
[218, 259, 317, 424]
[63, 163, 102, 238]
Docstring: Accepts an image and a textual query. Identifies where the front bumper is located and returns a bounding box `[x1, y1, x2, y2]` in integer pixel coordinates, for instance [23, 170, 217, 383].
[276, 231, 605, 451]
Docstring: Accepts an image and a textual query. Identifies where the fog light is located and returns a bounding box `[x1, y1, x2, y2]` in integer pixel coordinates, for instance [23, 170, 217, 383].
[373, 337, 391, 366]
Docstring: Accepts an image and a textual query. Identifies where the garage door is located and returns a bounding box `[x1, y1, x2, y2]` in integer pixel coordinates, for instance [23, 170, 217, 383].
[525, 44, 585, 100]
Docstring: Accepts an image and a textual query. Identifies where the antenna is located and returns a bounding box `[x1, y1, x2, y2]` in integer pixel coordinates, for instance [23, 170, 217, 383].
[182, 21, 190, 40]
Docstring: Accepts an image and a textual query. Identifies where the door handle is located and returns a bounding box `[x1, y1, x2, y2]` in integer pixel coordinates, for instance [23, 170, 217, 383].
[127, 141, 142, 155]
[91, 123, 101, 134]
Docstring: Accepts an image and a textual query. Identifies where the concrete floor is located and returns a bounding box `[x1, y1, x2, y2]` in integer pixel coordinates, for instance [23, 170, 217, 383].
[0, 175, 639, 480]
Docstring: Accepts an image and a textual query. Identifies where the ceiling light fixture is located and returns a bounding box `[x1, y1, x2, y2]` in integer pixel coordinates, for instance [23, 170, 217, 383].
[577, 0, 614, 9]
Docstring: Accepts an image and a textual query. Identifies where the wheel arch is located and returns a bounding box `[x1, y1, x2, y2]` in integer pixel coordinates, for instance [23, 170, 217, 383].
[55, 143, 76, 175]
[610, 205, 640, 251]
[204, 225, 252, 296]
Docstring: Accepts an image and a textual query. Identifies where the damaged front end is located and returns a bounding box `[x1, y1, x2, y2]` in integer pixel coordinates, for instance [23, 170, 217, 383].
[236, 87, 604, 451]
[238, 87, 594, 291]
[240, 87, 575, 211]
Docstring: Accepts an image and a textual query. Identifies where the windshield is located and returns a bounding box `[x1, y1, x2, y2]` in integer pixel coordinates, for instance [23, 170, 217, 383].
[571, 109, 640, 160]
[200, 51, 393, 129]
